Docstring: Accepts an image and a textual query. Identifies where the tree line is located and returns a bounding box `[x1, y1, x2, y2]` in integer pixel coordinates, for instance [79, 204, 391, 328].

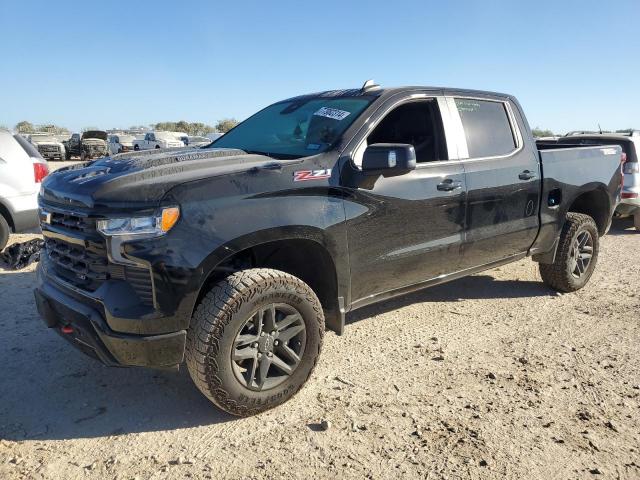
[13, 118, 239, 135]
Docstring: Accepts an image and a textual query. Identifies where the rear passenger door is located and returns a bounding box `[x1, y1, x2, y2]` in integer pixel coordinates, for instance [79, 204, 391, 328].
[447, 95, 541, 269]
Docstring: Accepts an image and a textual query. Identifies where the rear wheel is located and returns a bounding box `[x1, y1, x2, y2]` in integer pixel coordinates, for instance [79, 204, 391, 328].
[0, 215, 9, 251]
[539, 212, 599, 292]
[134, 144, 140, 151]
[186, 268, 324, 416]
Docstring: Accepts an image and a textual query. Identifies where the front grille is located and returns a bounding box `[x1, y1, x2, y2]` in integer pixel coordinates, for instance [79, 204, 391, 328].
[41, 204, 154, 305]
[50, 211, 96, 232]
[38, 145, 60, 154]
[45, 237, 108, 292]
[84, 145, 107, 156]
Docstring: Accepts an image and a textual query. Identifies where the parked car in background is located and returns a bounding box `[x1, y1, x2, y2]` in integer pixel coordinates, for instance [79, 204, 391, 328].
[35, 83, 622, 415]
[554, 131, 640, 229]
[64, 131, 109, 160]
[63, 133, 82, 159]
[179, 135, 211, 147]
[108, 134, 136, 155]
[133, 132, 184, 150]
[206, 132, 224, 142]
[0, 130, 48, 250]
[28, 134, 66, 161]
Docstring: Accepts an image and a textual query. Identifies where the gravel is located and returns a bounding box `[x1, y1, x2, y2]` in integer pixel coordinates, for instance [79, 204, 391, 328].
[0, 217, 638, 479]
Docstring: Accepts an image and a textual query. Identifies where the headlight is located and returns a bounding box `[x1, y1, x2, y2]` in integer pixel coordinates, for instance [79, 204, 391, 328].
[97, 207, 180, 237]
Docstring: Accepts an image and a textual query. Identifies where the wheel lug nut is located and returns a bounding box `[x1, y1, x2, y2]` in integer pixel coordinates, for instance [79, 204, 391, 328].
[274, 340, 279, 346]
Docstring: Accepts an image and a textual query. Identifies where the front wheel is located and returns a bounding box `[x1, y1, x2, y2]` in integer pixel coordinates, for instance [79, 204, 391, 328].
[539, 212, 599, 292]
[186, 268, 324, 416]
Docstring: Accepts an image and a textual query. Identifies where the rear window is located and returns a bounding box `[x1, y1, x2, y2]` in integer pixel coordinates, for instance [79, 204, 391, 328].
[14, 134, 42, 159]
[455, 99, 517, 158]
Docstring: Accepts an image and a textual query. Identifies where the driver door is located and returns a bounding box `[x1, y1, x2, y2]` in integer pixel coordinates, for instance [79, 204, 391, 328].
[343, 95, 467, 307]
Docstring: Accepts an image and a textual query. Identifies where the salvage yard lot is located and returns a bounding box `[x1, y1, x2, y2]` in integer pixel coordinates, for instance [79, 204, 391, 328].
[0, 163, 638, 479]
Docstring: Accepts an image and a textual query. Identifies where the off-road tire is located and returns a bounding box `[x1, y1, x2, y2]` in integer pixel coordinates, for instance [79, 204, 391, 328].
[186, 268, 324, 416]
[0, 214, 9, 252]
[134, 144, 140, 151]
[539, 213, 599, 292]
[155, 145, 161, 149]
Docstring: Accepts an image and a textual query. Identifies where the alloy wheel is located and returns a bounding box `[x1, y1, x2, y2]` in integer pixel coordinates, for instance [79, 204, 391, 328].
[570, 230, 593, 278]
[231, 303, 306, 391]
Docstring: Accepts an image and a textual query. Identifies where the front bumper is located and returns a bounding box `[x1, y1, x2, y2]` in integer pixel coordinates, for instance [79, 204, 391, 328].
[41, 152, 65, 161]
[34, 269, 186, 368]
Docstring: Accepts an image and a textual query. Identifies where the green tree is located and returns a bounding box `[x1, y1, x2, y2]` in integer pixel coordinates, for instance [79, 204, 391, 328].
[152, 121, 216, 136]
[532, 127, 554, 138]
[215, 118, 238, 133]
[15, 121, 35, 133]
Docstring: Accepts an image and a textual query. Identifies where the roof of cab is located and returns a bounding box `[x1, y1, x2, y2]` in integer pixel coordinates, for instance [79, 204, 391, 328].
[279, 85, 512, 104]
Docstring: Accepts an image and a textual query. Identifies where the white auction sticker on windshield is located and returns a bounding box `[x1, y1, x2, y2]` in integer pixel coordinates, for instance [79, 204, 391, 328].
[313, 107, 351, 121]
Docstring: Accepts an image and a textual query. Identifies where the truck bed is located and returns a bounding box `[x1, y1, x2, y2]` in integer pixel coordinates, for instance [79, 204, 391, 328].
[530, 144, 623, 259]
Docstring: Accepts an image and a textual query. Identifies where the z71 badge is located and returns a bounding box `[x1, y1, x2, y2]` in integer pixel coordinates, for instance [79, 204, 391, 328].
[293, 169, 332, 182]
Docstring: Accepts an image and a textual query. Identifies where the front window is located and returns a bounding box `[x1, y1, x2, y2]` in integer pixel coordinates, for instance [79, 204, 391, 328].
[209, 97, 373, 159]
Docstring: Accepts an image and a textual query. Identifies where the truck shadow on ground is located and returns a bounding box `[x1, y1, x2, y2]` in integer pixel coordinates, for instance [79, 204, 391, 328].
[346, 274, 552, 325]
[607, 217, 638, 236]
[0, 271, 234, 442]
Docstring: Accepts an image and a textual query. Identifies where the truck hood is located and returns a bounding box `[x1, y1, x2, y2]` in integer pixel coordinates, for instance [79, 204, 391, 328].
[40, 148, 289, 209]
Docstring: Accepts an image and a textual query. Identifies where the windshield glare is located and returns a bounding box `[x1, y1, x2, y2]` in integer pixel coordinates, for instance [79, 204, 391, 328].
[209, 97, 372, 158]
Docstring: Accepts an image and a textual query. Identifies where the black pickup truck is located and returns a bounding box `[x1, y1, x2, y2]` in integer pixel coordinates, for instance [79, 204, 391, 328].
[34, 82, 623, 415]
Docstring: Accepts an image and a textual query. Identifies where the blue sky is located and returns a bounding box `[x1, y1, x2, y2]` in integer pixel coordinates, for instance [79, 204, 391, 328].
[1, 0, 638, 133]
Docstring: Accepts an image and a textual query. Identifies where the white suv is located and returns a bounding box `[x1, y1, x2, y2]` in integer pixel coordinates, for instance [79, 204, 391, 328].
[0, 130, 49, 250]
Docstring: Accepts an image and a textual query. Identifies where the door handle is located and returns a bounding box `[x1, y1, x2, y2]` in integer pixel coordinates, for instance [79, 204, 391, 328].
[437, 179, 463, 191]
[519, 170, 537, 181]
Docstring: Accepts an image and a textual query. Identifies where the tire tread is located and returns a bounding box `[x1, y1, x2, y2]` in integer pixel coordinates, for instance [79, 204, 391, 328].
[185, 268, 324, 416]
[539, 212, 598, 292]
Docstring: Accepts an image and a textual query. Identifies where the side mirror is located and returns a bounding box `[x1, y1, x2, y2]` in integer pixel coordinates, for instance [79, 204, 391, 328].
[361, 143, 416, 176]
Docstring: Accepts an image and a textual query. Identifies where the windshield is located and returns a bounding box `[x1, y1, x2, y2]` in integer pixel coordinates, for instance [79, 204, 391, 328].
[209, 97, 373, 158]
[82, 131, 107, 140]
[118, 135, 136, 143]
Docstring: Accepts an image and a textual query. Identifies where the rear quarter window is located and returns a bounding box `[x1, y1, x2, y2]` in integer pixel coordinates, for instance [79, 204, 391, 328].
[13, 134, 42, 159]
[455, 99, 517, 158]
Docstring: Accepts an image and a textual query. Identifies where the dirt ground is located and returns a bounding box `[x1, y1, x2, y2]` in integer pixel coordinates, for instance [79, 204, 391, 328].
[0, 191, 639, 479]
